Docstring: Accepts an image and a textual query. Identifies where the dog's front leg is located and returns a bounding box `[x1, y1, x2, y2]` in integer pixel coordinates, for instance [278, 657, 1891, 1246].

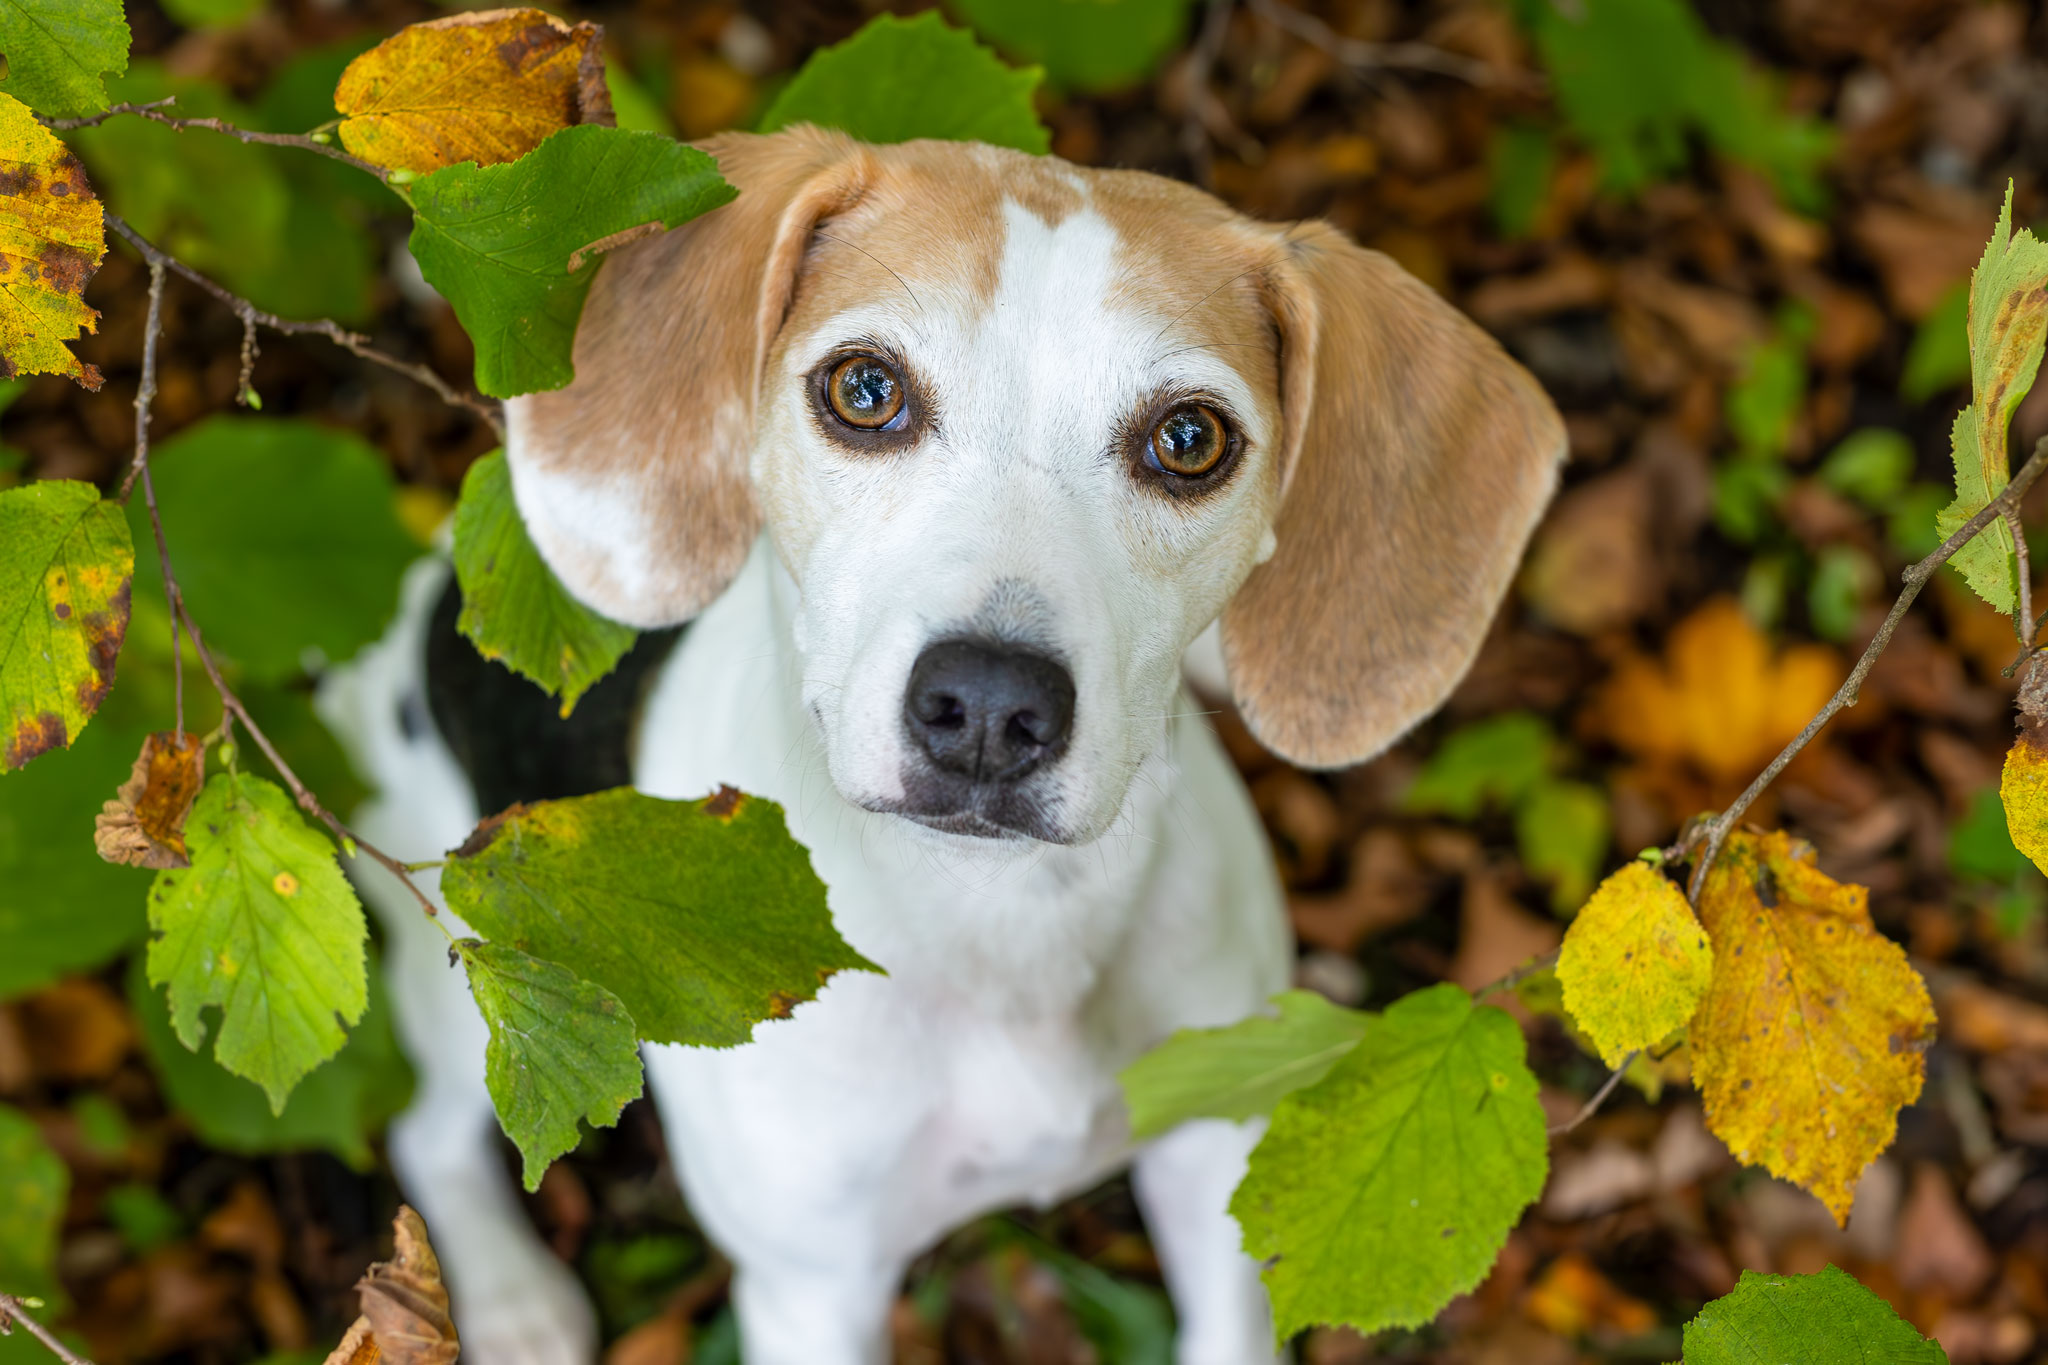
[1134, 1117, 1281, 1365]
[725, 1257, 904, 1365]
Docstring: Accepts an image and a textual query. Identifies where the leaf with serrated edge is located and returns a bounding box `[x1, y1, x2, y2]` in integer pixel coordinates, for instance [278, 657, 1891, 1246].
[441, 786, 878, 1047]
[146, 771, 367, 1114]
[335, 9, 611, 175]
[1557, 861, 1712, 1067]
[1682, 1265, 1949, 1364]
[1230, 983, 1547, 1341]
[1120, 990, 1368, 1140]
[759, 12, 1048, 153]
[1692, 830, 1935, 1223]
[452, 449, 636, 715]
[1936, 181, 2048, 613]
[0, 480, 131, 772]
[0, 93, 107, 387]
[457, 939, 643, 1190]
[0, 1103, 64, 1298]
[407, 124, 733, 399]
[0, 0, 129, 117]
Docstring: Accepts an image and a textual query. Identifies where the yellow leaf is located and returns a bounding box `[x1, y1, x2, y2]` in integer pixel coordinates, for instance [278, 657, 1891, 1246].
[334, 9, 614, 176]
[0, 92, 104, 389]
[1556, 861, 1712, 1068]
[2002, 729, 2048, 876]
[1692, 830, 1935, 1224]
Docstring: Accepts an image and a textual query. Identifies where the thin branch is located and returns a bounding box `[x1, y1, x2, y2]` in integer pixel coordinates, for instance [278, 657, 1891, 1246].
[1477, 949, 1559, 999]
[0, 1295, 93, 1365]
[1245, 0, 1518, 88]
[1550, 1054, 1638, 1136]
[1686, 436, 2048, 900]
[2008, 501, 2034, 651]
[123, 260, 184, 737]
[102, 213, 504, 438]
[45, 99, 392, 181]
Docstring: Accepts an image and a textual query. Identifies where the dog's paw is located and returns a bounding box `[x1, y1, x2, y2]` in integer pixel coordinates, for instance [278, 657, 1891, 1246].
[448, 1250, 598, 1365]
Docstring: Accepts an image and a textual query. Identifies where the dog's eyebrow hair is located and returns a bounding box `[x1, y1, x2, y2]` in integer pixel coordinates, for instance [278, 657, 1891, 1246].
[812, 229, 926, 324]
[1149, 263, 1265, 346]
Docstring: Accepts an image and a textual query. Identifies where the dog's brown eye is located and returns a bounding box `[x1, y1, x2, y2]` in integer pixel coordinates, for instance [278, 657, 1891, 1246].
[1149, 404, 1226, 477]
[827, 356, 905, 429]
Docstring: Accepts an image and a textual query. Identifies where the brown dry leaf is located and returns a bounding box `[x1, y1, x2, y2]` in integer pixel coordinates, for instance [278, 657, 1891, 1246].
[335, 9, 614, 175]
[93, 731, 203, 869]
[323, 1206, 458, 1365]
[1590, 597, 1841, 812]
[1521, 1251, 1658, 1339]
[1692, 830, 1938, 1224]
[1518, 464, 1659, 635]
[19, 977, 132, 1081]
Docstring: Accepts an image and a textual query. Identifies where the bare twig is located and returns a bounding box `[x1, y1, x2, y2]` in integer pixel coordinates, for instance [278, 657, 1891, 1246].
[1550, 1054, 1638, 1136]
[2008, 501, 2034, 652]
[1686, 436, 2048, 900]
[123, 260, 184, 738]
[1478, 949, 1559, 1000]
[0, 1295, 93, 1365]
[102, 213, 504, 438]
[1246, 0, 1517, 88]
[45, 99, 392, 182]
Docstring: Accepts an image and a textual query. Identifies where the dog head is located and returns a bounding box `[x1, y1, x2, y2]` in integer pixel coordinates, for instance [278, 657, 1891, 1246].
[506, 127, 1563, 845]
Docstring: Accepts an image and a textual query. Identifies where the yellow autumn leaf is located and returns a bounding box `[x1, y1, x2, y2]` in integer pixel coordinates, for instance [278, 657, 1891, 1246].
[334, 8, 614, 175]
[2002, 728, 2048, 876]
[1556, 861, 1712, 1068]
[1692, 830, 1936, 1224]
[0, 91, 104, 389]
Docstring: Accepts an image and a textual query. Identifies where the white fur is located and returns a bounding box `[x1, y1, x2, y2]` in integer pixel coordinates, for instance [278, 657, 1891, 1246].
[326, 189, 1297, 1363]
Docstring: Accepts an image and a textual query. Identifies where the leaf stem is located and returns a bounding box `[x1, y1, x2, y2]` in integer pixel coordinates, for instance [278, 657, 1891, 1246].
[0, 1295, 93, 1365]
[44, 99, 393, 183]
[1549, 1054, 1638, 1136]
[100, 213, 504, 438]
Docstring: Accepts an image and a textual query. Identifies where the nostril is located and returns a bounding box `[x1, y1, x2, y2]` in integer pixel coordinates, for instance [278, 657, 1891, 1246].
[1007, 709, 1049, 748]
[924, 695, 967, 728]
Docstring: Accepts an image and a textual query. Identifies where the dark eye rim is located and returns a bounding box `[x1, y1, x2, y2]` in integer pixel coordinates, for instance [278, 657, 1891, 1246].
[807, 346, 926, 450]
[1130, 395, 1245, 494]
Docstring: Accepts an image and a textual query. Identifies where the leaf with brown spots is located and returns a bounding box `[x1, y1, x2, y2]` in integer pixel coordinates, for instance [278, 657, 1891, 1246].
[333, 8, 613, 176]
[94, 730, 203, 869]
[1556, 860, 1712, 1068]
[1937, 181, 2048, 613]
[1691, 830, 1937, 1224]
[0, 479, 132, 773]
[0, 91, 105, 388]
[147, 769, 367, 1113]
[440, 786, 879, 1048]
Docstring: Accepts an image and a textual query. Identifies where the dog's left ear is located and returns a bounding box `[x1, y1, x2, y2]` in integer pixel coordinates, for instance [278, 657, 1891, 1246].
[1222, 224, 1564, 770]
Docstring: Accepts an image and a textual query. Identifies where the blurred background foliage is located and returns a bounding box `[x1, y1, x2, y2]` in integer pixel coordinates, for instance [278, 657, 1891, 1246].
[5, 0, 2048, 1361]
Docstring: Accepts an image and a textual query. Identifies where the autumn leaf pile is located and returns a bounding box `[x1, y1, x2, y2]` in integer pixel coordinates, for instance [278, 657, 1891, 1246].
[4, 1, 2048, 1363]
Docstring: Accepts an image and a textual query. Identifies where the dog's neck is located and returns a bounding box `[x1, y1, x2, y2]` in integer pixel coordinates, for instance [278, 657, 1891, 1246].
[638, 536, 1185, 1018]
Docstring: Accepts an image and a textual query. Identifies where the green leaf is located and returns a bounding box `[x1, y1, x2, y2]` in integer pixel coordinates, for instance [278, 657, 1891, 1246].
[1514, 777, 1609, 912]
[1120, 990, 1368, 1140]
[128, 952, 412, 1169]
[1902, 282, 1970, 403]
[1486, 122, 1555, 240]
[0, 1103, 64, 1298]
[1937, 182, 2048, 615]
[160, 0, 263, 30]
[1952, 785, 2033, 884]
[0, 0, 129, 116]
[757, 12, 1049, 154]
[101, 1183, 182, 1253]
[952, 0, 1193, 94]
[456, 939, 644, 1191]
[1681, 1265, 1948, 1363]
[1230, 983, 1547, 1341]
[0, 715, 149, 998]
[440, 786, 878, 1047]
[452, 450, 637, 716]
[145, 770, 368, 1113]
[0, 479, 133, 773]
[1521, 0, 1830, 210]
[1817, 428, 1915, 511]
[129, 417, 416, 682]
[1807, 544, 1879, 643]
[1401, 712, 1554, 820]
[407, 124, 735, 399]
[1727, 318, 1809, 462]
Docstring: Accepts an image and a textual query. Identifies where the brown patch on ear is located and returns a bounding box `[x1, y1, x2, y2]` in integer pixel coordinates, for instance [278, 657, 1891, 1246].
[507, 126, 873, 627]
[1222, 223, 1564, 769]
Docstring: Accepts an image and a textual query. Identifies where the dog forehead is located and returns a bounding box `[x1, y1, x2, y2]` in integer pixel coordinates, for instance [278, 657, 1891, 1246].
[796, 143, 1278, 375]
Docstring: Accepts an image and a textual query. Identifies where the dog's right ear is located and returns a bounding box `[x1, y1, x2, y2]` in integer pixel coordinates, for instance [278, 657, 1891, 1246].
[505, 127, 871, 628]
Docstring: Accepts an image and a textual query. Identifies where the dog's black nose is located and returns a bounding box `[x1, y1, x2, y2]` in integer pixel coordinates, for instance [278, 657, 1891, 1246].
[904, 640, 1075, 782]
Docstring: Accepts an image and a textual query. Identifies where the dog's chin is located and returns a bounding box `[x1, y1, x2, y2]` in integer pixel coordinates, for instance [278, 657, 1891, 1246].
[855, 773, 1075, 846]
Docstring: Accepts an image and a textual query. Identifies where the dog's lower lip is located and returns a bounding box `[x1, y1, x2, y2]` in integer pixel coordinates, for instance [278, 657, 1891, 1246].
[899, 810, 1027, 840]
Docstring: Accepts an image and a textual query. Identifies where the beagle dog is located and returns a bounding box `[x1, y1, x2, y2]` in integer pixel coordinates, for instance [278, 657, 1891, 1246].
[323, 126, 1562, 1365]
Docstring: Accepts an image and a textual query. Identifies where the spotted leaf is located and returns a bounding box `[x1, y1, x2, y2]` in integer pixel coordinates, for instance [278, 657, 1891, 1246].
[0, 92, 106, 388]
[1557, 860, 1712, 1067]
[0, 479, 131, 773]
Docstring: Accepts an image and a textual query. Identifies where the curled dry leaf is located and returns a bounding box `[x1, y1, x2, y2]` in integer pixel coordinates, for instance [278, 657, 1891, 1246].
[322, 1206, 459, 1365]
[94, 731, 204, 869]
[335, 8, 614, 176]
[0, 91, 107, 389]
[1691, 830, 1937, 1224]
